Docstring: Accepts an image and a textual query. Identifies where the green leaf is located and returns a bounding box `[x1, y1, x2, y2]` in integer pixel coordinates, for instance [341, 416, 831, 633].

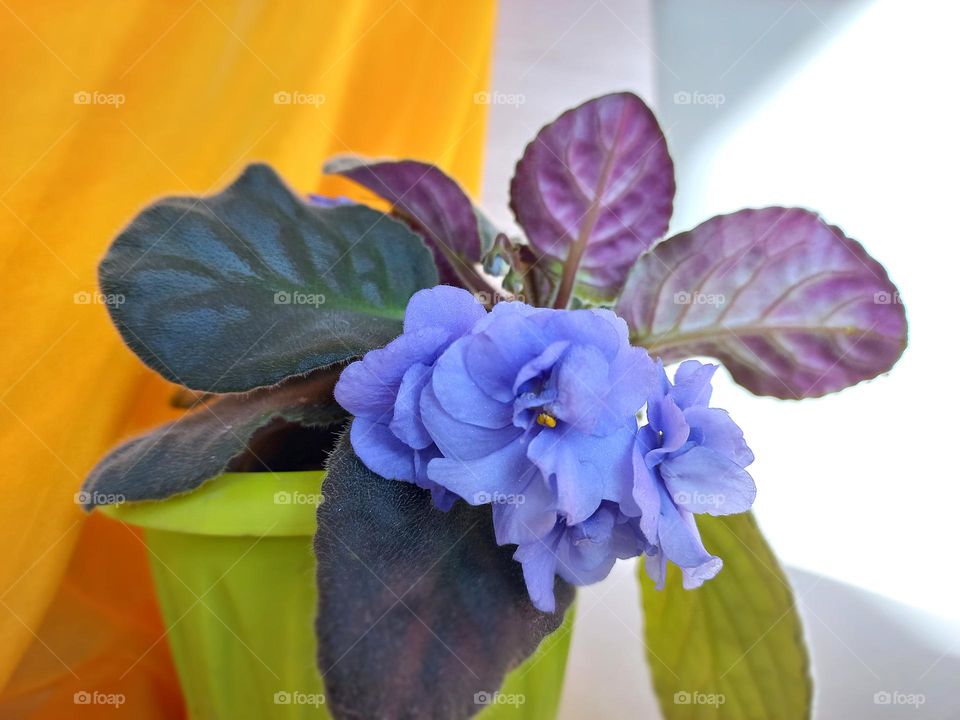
[639, 512, 811, 719]
[100, 164, 438, 393]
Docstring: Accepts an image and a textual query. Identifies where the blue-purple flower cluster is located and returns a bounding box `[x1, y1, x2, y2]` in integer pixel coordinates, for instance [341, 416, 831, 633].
[335, 286, 756, 611]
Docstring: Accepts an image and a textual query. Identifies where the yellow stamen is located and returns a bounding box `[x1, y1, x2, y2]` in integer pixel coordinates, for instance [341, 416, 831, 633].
[536, 412, 557, 428]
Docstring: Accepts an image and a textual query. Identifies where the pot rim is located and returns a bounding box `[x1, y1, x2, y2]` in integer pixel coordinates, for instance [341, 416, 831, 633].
[96, 470, 326, 538]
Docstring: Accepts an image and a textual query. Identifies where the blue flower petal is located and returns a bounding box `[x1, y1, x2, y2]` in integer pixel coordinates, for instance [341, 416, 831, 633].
[590, 308, 632, 345]
[389, 362, 433, 449]
[644, 548, 668, 590]
[466, 312, 550, 400]
[403, 285, 486, 336]
[656, 484, 721, 578]
[680, 560, 723, 590]
[471, 298, 541, 333]
[632, 435, 661, 541]
[556, 507, 618, 583]
[335, 327, 449, 418]
[426, 439, 537, 504]
[492, 476, 558, 546]
[431, 336, 513, 428]
[660, 446, 756, 516]
[527, 424, 634, 524]
[551, 506, 648, 585]
[551, 344, 610, 433]
[350, 417, 416, 481]
[669, 360, 717, 408]
[603, 345, 656, 429]
[514, 526, 563, 612]
[684, 406, 755, 467]
[540, 309, 621, 360]
[419, 383, 520, 460]
[462, 334, 516, 402]
[645, 394, 690, 466]
[512, 340, 570, 395]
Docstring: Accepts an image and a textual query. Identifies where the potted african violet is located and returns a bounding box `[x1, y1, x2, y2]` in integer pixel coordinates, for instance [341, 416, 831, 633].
[83, 92, 906, 719]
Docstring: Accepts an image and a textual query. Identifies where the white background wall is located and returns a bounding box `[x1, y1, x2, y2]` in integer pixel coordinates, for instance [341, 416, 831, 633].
[486, 1, 960, 717]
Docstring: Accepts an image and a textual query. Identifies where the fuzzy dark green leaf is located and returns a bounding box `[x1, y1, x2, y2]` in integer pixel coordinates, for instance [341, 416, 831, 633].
[314, 434, 574, 720]
[81, 368, 346, 508]
[100, 164, 437, 393]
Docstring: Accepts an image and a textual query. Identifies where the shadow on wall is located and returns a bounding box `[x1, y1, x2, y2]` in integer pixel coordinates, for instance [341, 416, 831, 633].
[652, 0, 873, 168]
[789, 568, 960, 718]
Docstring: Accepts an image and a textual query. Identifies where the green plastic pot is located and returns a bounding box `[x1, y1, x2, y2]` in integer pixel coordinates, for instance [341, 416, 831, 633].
[99, 471, 573, 719]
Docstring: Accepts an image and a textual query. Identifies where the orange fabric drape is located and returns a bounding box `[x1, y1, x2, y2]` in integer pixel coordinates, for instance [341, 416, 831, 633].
[0, 1, 495, 715]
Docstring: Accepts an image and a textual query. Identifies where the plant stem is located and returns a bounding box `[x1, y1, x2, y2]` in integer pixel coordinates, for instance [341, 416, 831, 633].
[435, 240, 507, 309]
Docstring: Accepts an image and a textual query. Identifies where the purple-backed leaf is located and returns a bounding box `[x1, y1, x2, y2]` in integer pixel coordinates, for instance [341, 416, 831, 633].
[81, 368, 345, 508]
[315, 432, 573, 720]
[325, 156, 492, 291]
[510, 92, 675, 300]
[616, 207, 907, 399]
